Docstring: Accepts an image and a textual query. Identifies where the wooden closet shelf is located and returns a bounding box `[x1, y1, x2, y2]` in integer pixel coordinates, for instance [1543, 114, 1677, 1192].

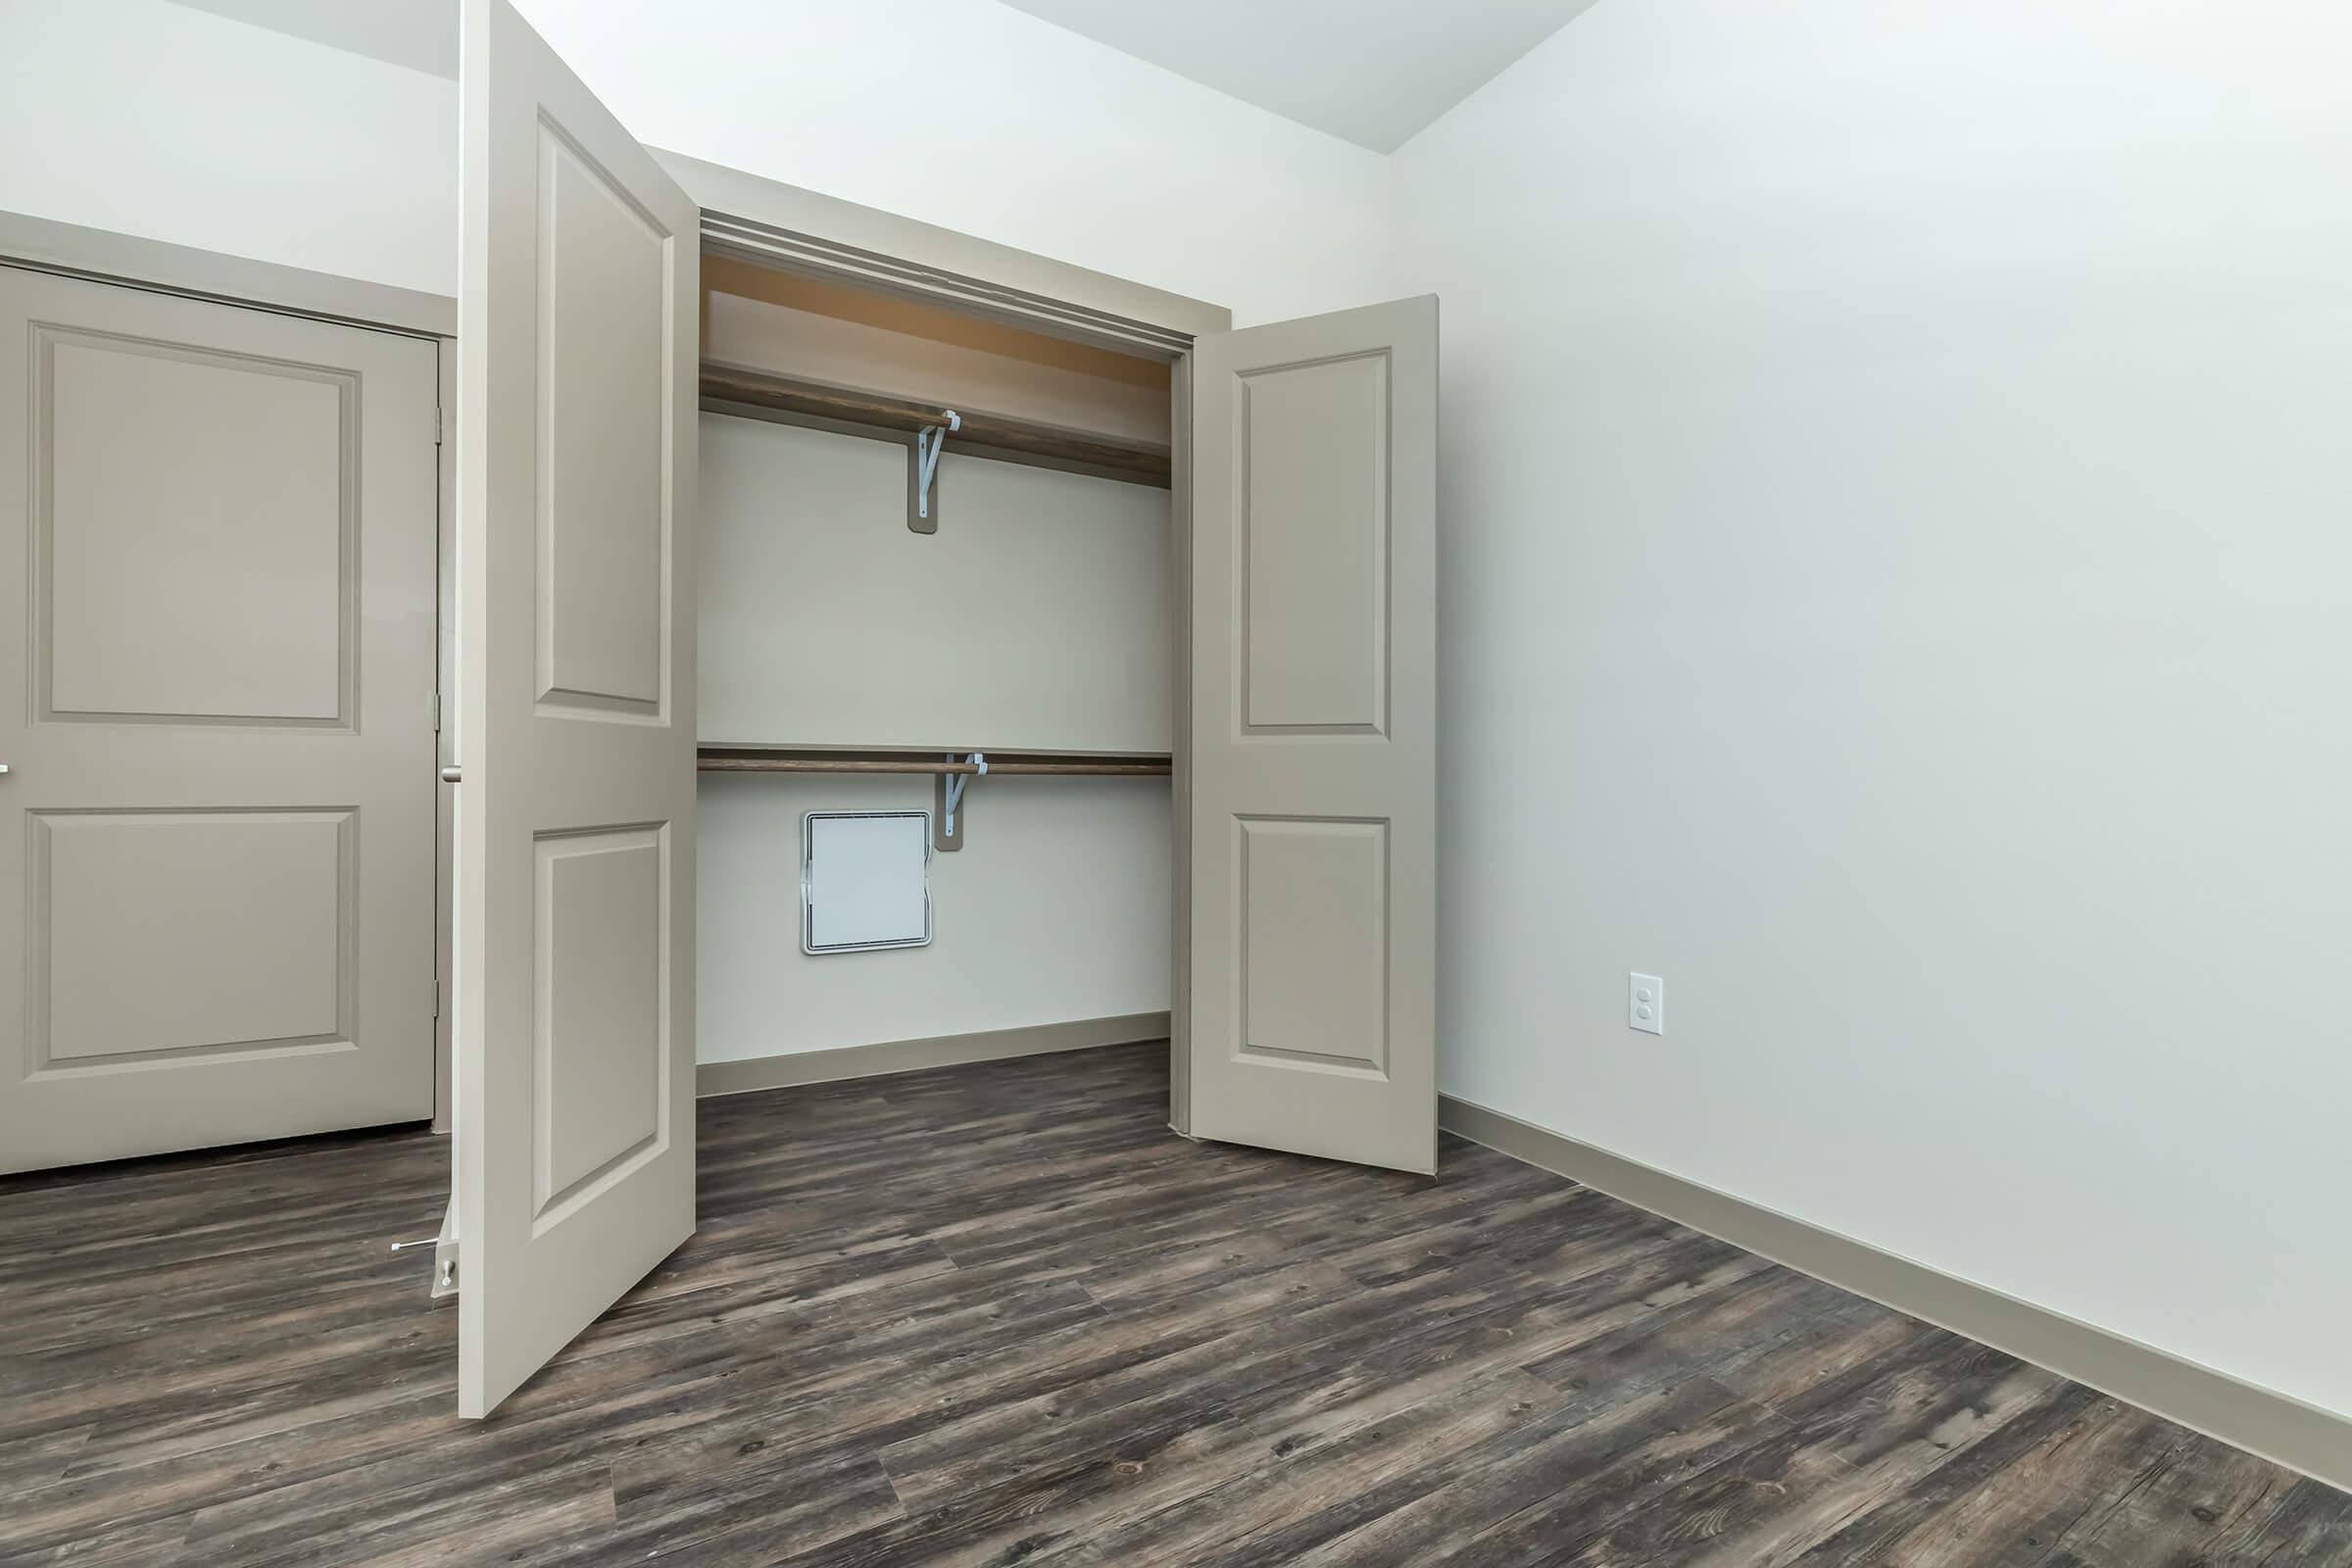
[700, 362, 1174, 487]
[698, 748, 1171, 778]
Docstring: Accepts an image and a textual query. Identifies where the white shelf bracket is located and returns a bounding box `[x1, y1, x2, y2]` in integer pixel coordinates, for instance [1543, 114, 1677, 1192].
[936, 751, 985, 851]
[912, 410, 961, 531]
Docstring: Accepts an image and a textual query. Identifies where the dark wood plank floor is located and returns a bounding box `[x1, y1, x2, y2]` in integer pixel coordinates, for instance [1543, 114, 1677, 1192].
[3, 1042, 2345, 1566]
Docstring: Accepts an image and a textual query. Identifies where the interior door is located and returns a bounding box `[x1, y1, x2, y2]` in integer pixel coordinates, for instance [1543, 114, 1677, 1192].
[1186, 297, 1439, 1175]
[0, 266, 438, 1174]
[456, 0, 699, 1418]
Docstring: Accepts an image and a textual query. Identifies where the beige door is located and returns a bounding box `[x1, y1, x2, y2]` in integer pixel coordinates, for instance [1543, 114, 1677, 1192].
[1187, 297, 1440, 1175]
[456, 0, 700, 1418]
[0, 267, 440, 1175]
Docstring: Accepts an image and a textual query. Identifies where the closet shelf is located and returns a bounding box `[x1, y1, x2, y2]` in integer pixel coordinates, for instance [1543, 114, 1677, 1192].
[700, 362, 1174, 488]
[698, 747, 1170, 778]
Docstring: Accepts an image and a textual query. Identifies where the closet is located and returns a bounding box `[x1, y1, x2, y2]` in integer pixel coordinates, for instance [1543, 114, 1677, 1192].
[693, 259, 1179, 1067]
[452, 0, 1437, 1418]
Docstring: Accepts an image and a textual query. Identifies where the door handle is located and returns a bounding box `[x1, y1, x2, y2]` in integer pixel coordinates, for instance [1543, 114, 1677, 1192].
[440, 765, 462, 783]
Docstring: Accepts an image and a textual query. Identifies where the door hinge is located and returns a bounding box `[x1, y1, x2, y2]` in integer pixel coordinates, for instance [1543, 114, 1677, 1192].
[431, 979, 442, 1020]
[433, 405, 445, 446]
[433, 692, 443, 733]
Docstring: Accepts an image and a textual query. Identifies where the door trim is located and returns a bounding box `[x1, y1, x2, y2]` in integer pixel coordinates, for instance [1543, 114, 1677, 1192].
[0, 210, 457, 340]
[433, 339, 458, 1134]
[655, 149, 1230, 351]
[1166, 349, 1196, 1136]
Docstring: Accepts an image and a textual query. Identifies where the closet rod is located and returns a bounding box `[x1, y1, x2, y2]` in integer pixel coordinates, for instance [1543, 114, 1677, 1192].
[700, 362, 1174, 487]
[698, 755, 1170, 778]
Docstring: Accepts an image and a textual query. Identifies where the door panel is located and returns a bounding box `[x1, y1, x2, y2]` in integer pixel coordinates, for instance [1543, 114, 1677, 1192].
[1240, 353, 1391, 732]
[457, 0, 699, 1419]
[538, 134, 671, 715]
[36, 810, 350, 1063]
[44, 331, 352, 723]
[0, 268, 439, 1173]
[1238, 816, 1391, 1072]
[533, 825, 666, 1217]
[1187, 297, 1439, 1175]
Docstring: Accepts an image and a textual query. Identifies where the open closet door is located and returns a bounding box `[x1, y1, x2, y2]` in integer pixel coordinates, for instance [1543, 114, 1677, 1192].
[455, 0, 699, 1418]
[1187, 297, 1439, 1175]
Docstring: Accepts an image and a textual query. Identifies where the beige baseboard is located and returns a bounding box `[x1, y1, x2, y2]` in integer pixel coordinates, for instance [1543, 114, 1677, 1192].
[1441, 1095, 2352, 1495]
[697, 1012, 1170, 1099]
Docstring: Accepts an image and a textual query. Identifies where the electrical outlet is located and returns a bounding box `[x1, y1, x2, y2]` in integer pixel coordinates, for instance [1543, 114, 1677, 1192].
[1629, 972, 1664, 1035]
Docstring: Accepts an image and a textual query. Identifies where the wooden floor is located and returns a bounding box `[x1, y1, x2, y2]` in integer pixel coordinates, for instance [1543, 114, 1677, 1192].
[3, 1044, 2346, 1566]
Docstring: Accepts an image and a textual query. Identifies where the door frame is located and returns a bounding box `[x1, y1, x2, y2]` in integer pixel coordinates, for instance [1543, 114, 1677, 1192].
[0, 209, 456, 339]
[647, 152, 1230, 1135]
[0, 209, 462, 1138]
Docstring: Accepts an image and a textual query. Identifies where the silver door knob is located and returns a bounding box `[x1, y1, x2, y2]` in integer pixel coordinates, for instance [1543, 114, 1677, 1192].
[440, 765, 462, 783]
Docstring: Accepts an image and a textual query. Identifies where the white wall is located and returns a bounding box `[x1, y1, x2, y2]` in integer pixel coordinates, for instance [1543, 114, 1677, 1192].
[0, 0, 457, 296]
[509, 0, 1396, 324]
[700, 416, 1171, 753]
[1396, 0, 2352, 1418]
[7, 1, 1394, 325]
[700, 773, 1169, 1063]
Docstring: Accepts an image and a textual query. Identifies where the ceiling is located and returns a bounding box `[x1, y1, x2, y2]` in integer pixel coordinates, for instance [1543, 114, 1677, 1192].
[165, 0, 1593, 152]
[997, 0, 1599, 152]
[172, 0, 458, 78]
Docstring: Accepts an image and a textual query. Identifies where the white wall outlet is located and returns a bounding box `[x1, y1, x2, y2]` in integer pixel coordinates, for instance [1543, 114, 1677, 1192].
[1629, 972, 1664, 1035]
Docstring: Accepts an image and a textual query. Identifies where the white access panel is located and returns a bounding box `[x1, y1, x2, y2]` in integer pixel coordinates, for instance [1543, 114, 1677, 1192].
[803, 811, 933, 954]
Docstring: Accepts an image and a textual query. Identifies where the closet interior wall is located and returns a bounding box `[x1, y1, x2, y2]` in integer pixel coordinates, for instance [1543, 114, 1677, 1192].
[695, 258, 1178, 1069]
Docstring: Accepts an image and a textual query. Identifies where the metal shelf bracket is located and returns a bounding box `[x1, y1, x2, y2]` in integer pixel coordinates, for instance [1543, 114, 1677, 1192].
[910, 410, 961, 534]
[935, 751, 986, 851]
